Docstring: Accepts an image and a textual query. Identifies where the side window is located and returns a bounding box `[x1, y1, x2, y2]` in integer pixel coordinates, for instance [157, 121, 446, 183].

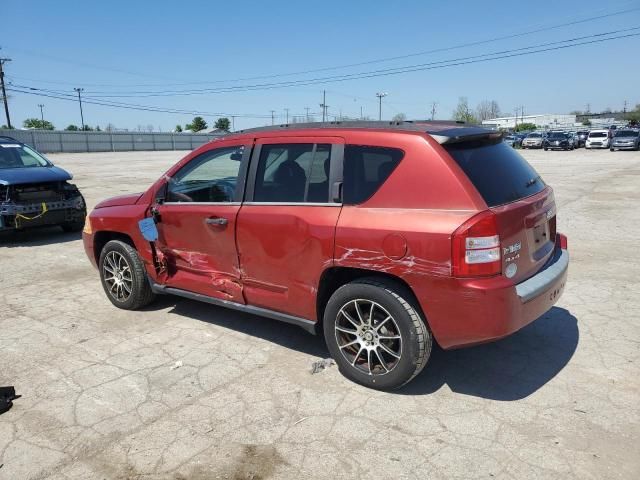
[253, 143, 332, 203]
[343, 145, 403, 204]
[167, 146, 244, 203]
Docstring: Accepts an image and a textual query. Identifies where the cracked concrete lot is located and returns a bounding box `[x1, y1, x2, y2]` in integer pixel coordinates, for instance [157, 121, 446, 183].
[0, 148, 639, 479]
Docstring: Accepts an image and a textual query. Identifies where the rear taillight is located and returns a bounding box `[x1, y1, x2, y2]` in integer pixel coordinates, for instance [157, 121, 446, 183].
[452, 211, 501, 277]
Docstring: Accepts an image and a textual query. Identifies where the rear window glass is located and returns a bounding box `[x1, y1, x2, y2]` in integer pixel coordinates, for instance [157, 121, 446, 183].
[615, 130, 639, 137]
[343, 145, 403, 204]
[444, 139, 546, 207]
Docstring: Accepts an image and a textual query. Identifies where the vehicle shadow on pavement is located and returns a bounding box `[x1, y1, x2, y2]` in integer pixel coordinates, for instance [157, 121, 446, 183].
[149, 296, 330, 358]
[0, 228, 81, 247]
[400, 307, 579, 400]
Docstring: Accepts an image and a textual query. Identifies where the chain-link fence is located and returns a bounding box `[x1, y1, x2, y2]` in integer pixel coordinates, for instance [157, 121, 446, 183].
[0, 129, 225, 153]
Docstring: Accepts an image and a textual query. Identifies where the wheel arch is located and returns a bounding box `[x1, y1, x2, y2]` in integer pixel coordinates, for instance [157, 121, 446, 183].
[93, 231, 136, 265]
[316, 266, 430, 332]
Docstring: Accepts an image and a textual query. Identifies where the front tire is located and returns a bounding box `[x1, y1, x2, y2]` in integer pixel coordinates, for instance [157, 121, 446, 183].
[99, 240, 155, 310]
[323, 278, 432, 390]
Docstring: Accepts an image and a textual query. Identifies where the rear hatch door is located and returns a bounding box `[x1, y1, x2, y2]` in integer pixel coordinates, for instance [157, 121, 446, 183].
[443, 137, 556, 283]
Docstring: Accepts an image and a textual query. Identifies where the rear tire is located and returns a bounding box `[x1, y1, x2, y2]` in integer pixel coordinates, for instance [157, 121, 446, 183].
[323, 278, 432, 390]
[99, 240, 155, 310]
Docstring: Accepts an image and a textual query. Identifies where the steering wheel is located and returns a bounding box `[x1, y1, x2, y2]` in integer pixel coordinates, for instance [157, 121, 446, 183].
[170, 191, 194, 202]
[209, 180, 236, 202]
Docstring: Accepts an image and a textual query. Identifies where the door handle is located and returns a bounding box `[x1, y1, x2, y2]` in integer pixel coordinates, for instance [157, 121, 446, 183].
[205, 217, 228, 226]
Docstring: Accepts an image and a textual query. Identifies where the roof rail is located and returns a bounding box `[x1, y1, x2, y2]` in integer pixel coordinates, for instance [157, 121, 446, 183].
[236, 119, 467, 134]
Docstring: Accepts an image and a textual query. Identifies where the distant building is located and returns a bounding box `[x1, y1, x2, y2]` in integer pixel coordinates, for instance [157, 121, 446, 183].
[482, 114, 576, 130]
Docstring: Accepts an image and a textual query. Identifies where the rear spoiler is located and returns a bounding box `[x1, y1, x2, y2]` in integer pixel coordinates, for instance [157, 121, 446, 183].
[428, 127, 504, 145]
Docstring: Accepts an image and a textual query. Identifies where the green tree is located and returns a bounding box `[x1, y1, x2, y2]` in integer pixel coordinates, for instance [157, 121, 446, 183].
[95, 125, 102, 132]
[65, 124, 79, 131]
[0, 125, 12, 129]
[452, 97, 478, 124]
[214, 117, 231, 131]
[174, 124, 183, 132]
[391, 113, 407, 122]
[186, 116, 207, 132]
[23, 118, 55, 130]
[514, 122, 537, 132]
[81, 125, 93, 131]
[582, 119, 592, 126]
[624, 111, 640, 123]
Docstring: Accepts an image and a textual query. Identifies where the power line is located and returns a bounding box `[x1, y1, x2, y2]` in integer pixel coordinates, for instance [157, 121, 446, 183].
[7, 86, 322, 119]
[7, 29, 639, 118]
[30, 27, 639, 98]
[5, 5, 639, 89]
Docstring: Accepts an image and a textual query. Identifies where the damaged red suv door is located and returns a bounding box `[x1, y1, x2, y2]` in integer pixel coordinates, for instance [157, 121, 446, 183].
[151, 143, 249, 303]
[236, 137, 344, 321]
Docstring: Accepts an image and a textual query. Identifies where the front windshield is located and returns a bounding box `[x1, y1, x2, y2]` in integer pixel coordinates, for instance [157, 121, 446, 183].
[0, 144, 51, 169]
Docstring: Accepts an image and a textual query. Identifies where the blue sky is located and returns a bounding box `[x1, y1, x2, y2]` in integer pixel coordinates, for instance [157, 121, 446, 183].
[2, 0, 640, 131]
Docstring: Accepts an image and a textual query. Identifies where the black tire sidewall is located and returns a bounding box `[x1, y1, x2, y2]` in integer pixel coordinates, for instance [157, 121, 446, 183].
[99, 240, 151, 310]
[323, 281, 428, 390]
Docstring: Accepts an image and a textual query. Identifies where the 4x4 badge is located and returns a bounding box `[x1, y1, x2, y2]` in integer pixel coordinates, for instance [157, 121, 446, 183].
[503, 242, 521, 255]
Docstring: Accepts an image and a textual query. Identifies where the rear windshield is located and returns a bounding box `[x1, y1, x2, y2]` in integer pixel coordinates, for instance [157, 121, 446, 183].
[615, 130, 639, 137]
[549, 133, 566, 139]
[444, 139, 546, 207]
[527, 133, 541, 138]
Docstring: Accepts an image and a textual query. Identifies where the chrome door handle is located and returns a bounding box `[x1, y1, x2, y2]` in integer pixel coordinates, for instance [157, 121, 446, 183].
[205, 217, 228, 226]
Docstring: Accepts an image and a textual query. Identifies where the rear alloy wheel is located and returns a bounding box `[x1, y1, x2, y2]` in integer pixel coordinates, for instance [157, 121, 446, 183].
[99, 240, 155, 310]
[323, 278, 432, 390]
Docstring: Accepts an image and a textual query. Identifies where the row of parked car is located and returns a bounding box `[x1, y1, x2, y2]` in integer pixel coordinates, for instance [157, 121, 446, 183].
[505, 128, 640, 151]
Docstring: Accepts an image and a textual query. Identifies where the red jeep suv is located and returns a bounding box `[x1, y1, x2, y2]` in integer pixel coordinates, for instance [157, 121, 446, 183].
[83, 121, 568, 390]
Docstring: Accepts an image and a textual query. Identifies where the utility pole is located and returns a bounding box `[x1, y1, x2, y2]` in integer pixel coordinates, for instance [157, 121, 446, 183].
[231, 115, 236, 131]
[623, 100, 628, 114]
[38, 104, 45, 125]
[74, 88, 85, 130]
[270, 110, 275, 125]
[360, 106, 363, 120]
[376, 92, 388, 121]
[586, 103, 591, 114]
[284, 108, 289, 124]
[320, 90, 328, 122]
[0, 57, 12, 129]
[430, 101, 438, 121]
[305, 107, 310, 122]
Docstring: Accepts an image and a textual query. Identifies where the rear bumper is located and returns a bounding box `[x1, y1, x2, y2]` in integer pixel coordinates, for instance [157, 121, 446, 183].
[420, 235, 569, 349]
[611, 144, 637, 150]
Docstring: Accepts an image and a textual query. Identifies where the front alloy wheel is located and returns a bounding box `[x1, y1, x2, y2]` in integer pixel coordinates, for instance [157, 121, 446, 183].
[102, 250, 133, 303]
[99, 240, 155, 310]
